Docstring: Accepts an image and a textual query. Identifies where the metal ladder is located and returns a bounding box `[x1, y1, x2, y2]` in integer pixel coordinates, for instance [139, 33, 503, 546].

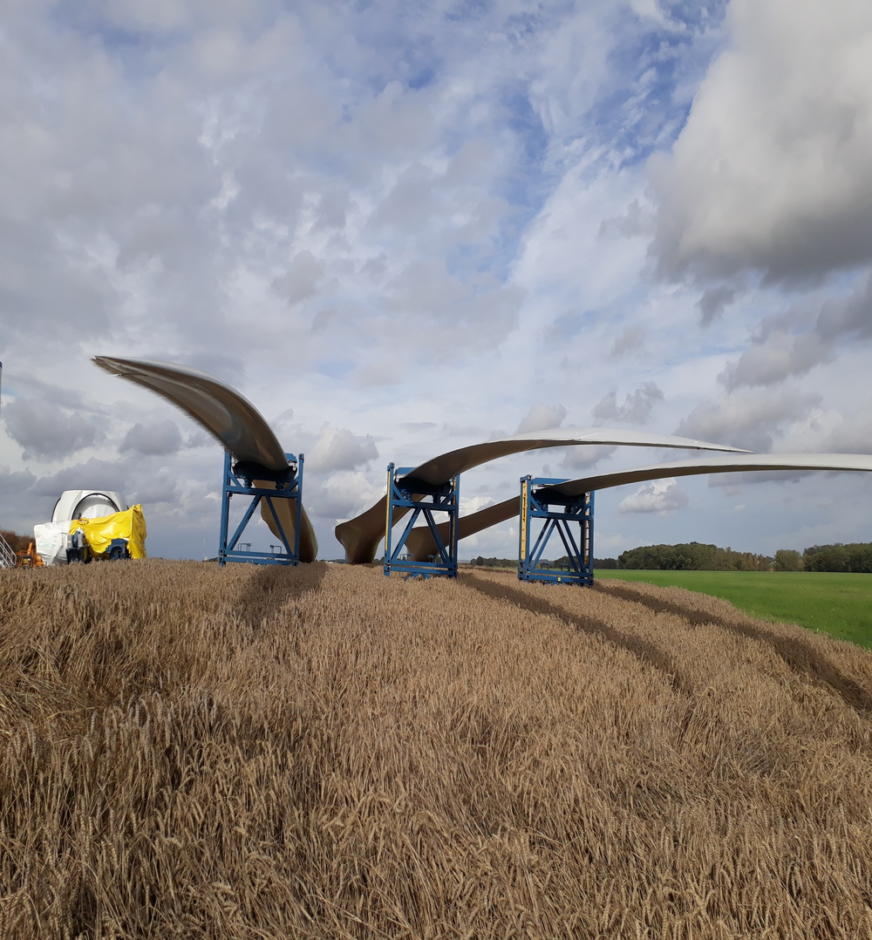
[0, 532, 17, 568]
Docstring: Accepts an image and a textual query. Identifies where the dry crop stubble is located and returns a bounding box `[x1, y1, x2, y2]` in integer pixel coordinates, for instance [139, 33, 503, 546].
[0, 560, 869, 938]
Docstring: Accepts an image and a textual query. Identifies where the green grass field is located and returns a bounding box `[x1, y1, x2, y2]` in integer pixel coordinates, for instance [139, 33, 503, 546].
[596, 570, 872, 649]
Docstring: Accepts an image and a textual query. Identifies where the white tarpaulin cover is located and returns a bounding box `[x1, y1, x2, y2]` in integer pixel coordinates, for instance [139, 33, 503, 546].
[34, 521, 72, 567]
[37, 489, 128, 565]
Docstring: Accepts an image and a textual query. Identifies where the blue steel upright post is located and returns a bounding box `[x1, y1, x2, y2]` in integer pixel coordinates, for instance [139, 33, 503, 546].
[383, 462, 459, 578]
[518, 475, 594, 585]
[217, 450, 304, 566]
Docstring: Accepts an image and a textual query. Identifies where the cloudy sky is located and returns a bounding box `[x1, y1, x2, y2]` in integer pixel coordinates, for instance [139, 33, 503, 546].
[2, 0, 872, 561]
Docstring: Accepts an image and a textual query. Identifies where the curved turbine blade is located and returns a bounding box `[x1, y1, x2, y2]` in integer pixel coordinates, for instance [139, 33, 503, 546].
[93, 356, 287, 470]
[93, 356, 318, 561]
[404, 452, 872, 561]
[336, 428, 749, 564]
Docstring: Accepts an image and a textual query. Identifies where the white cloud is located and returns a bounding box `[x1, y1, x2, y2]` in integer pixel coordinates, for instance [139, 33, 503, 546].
[650, 0, 872, 283]
[3, 399, 106, 461]
[561, 444, 617, 472]
[816, 273, 872, 341]
[3, 0, 872, 561]
[317, 470, 383, 522]
[306, 427, 378, 473]
[718, 331, 832, 390]
[716, 273, 871, 390]
[816, 413, 872, 454]
[676, 386, 822, 453]
[619, 478, 688, 514]
[592, 382, 663, 424]
[698, 285, 736, 325]
[460, 494, 494, 515]
[271, 251, 325, 306]
[610, 324, 646, 357]
[515, 403, 567, 434]
[0, 466, 37, 502]
[121, 420, 183, 457]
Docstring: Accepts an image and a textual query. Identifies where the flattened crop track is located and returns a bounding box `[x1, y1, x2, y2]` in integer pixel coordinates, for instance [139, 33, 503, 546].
[1, 562, 870, 938]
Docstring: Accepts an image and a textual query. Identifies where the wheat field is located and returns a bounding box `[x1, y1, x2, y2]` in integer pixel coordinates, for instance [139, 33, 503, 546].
[1, 560, 870, 938]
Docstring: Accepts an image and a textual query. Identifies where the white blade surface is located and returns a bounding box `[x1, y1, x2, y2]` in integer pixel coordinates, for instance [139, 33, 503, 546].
[405, 452, 872, 560]
[93, 356, 318, 562]
[336, 429, 749, 564]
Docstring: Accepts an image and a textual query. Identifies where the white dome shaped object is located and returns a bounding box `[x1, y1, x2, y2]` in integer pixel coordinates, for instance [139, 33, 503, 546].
[51, 490, 127, 522]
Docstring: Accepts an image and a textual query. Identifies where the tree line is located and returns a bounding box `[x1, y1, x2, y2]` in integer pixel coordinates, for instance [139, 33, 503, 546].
[798, 543, 872, 573]
[1, 530, 30, 553]
[469, 541, 872, 572]
[616, 542, 772, 571]
[615, 542, 872, 572]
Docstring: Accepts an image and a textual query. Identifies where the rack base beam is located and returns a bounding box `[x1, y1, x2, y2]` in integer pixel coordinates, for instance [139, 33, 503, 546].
[383, 463, 459, 579]
[518, 476, 594, 586]
[217, 450, 304, 566]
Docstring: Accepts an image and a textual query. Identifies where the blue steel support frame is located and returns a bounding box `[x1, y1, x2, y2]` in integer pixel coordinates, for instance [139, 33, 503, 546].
[383, 463, 459, 578]
[217, 450, 303, 566]
[518, 476, 594, 585]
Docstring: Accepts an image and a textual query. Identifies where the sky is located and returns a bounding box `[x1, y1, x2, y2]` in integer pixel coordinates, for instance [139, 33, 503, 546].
[2, 0, 872, 561]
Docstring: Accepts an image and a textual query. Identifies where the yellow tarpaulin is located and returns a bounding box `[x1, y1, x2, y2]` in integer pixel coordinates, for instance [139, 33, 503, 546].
[69, 505, 147, 559]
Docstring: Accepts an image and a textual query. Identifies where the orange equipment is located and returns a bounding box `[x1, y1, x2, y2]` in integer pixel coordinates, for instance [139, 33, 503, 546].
[16, 542, 44, 568]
